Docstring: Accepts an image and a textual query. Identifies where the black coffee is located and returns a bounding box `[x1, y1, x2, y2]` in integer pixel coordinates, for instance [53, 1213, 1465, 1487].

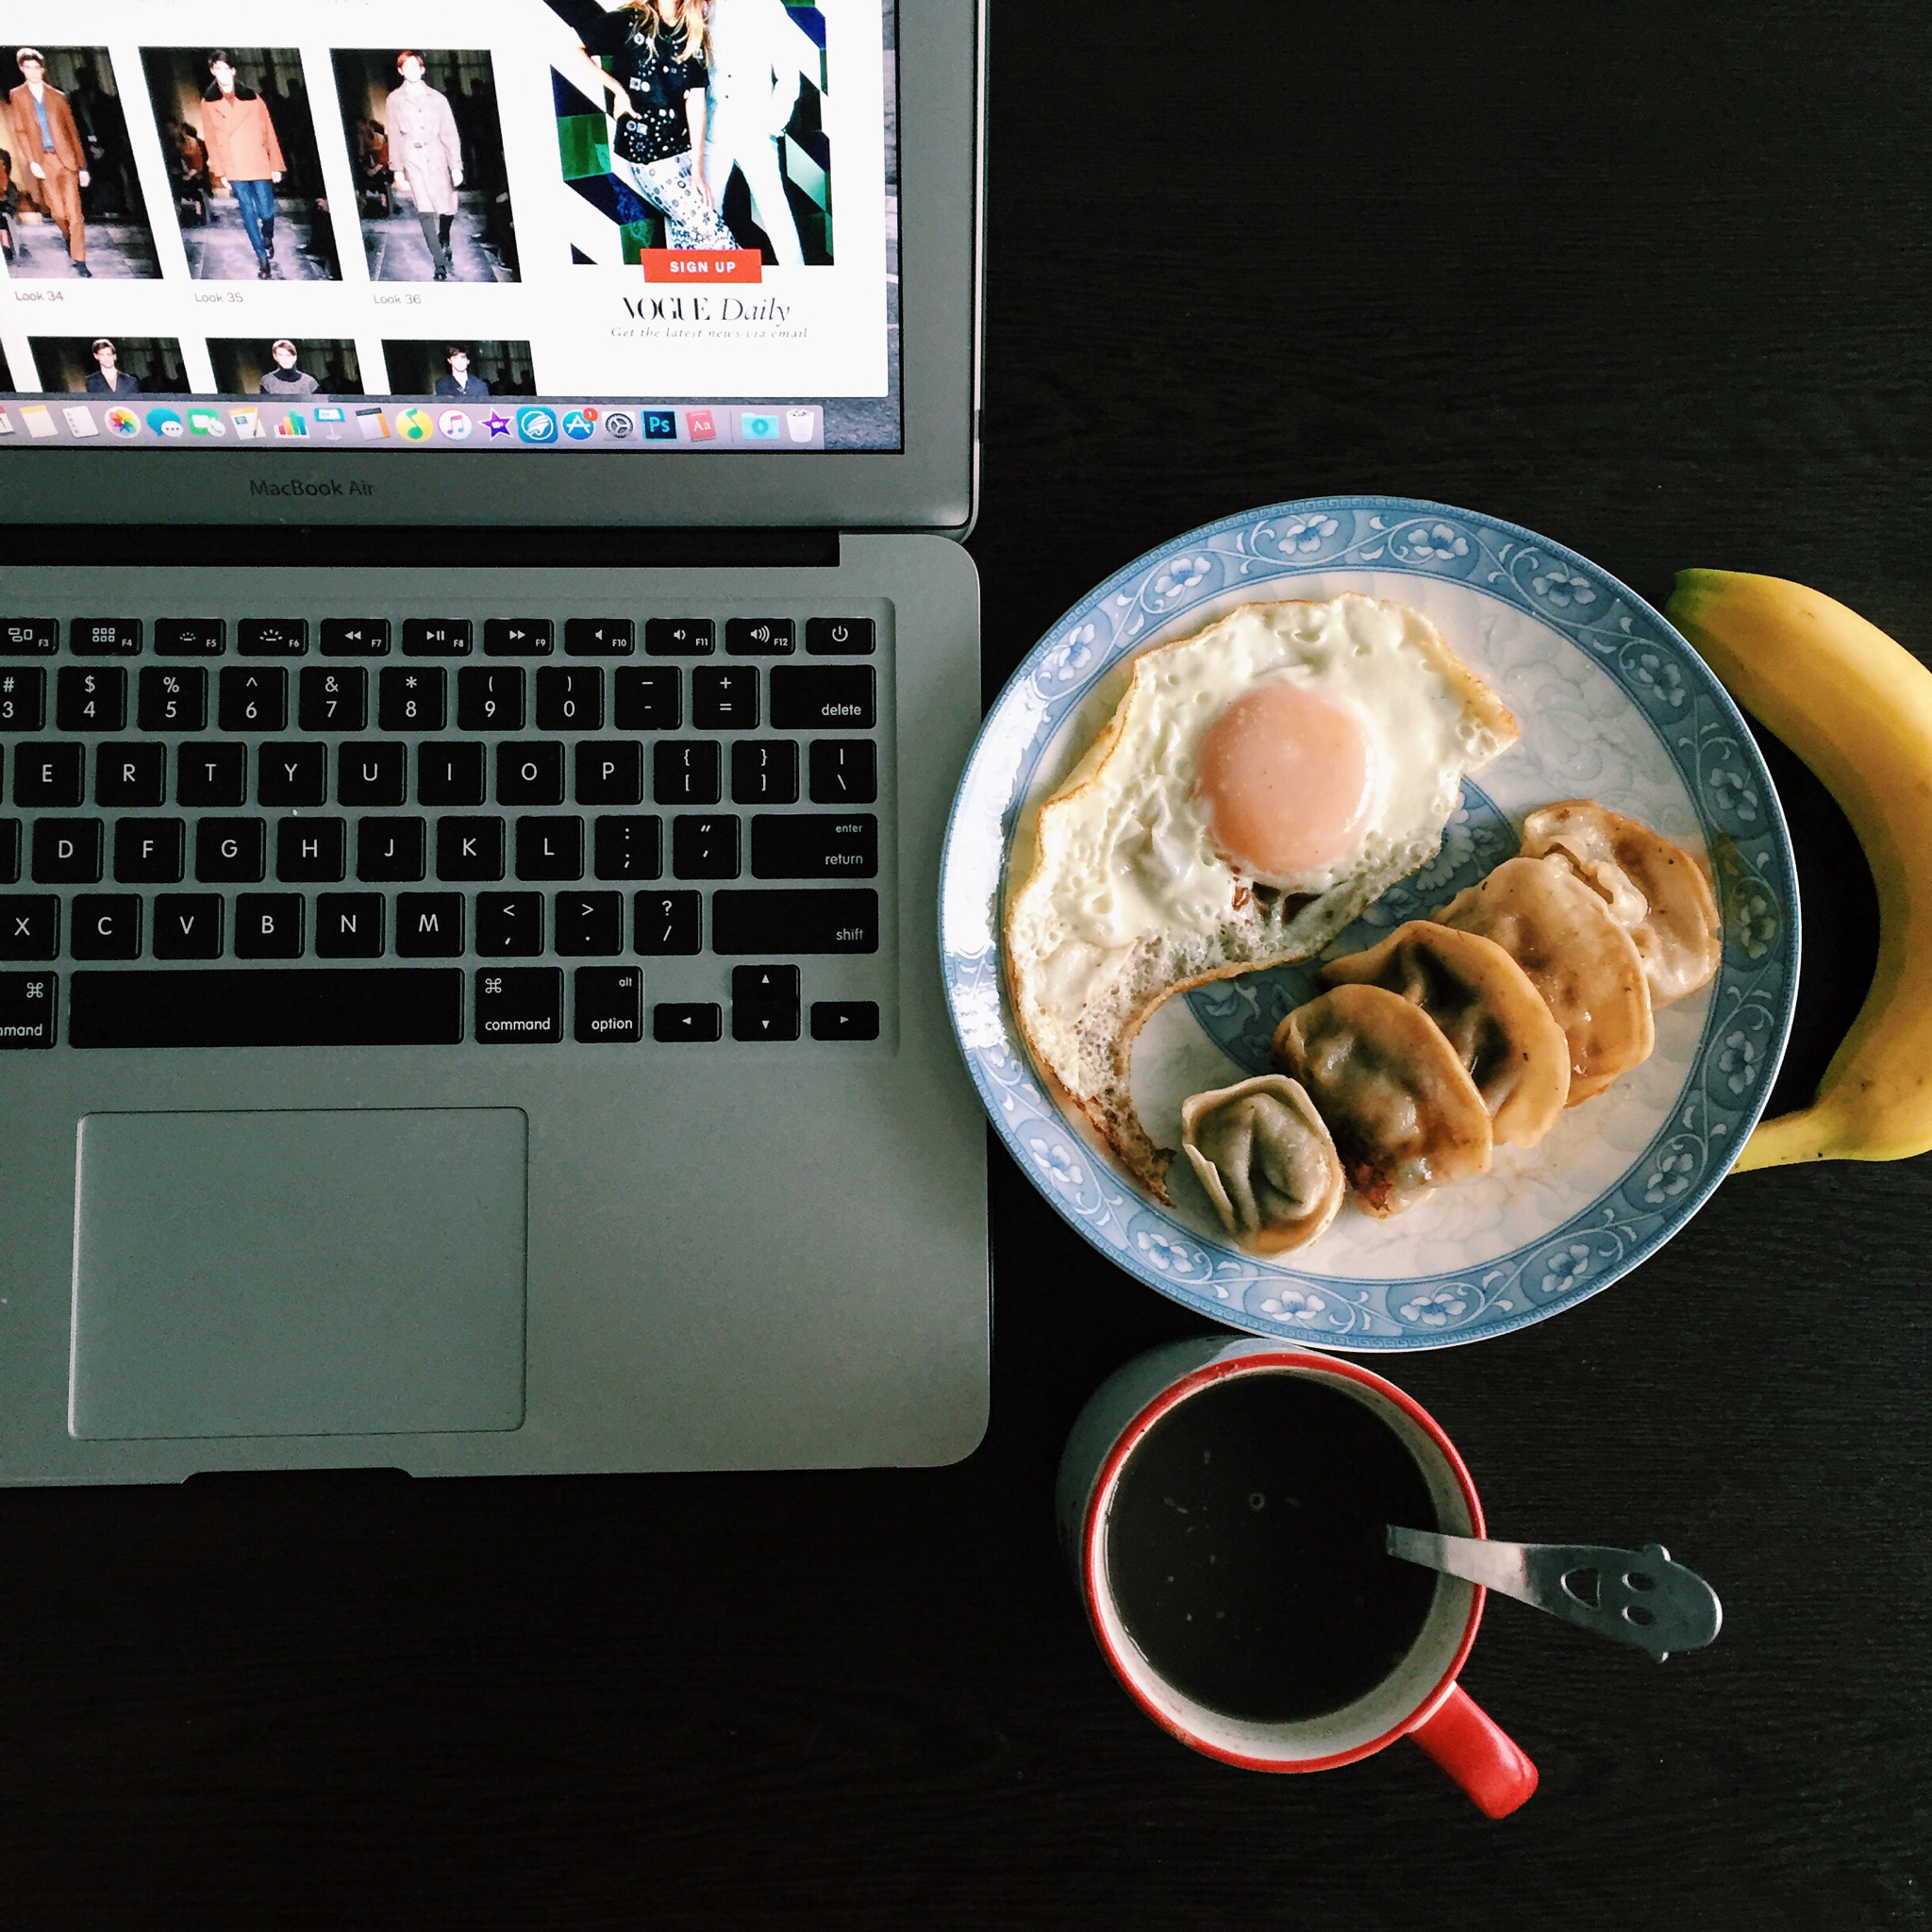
[1105, 1374, 1441, 1724]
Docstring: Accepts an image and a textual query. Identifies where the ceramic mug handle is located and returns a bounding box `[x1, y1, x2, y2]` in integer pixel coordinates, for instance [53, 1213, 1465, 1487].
[1408, 1684, 1539, 1818]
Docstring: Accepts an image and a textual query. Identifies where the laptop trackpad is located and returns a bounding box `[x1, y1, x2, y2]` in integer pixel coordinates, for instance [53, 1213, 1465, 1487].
[71, 1108, 527, 1441]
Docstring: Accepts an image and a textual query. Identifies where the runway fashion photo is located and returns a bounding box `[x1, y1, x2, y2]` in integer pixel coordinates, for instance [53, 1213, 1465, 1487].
[142, 46, 341, 281]
[2, 46, 159, 279]
[13, 337, 189, 395]
[380, 340, 538, 398]
[331, 47, 518, 283]
[206, 338, 364, 398]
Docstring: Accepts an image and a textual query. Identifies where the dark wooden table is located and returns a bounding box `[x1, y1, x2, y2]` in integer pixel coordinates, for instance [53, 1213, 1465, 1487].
[6, 6, 1929, 1924]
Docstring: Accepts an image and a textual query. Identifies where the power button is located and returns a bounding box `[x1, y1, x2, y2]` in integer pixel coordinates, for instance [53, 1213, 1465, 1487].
[804, 618, 875, 657]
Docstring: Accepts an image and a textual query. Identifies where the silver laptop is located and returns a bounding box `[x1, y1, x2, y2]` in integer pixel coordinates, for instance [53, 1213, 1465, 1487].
[0, 0, 988, 1483]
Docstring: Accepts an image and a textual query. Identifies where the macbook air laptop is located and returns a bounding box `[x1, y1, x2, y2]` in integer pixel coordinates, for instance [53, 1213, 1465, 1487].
[0, 0, 989, 1482]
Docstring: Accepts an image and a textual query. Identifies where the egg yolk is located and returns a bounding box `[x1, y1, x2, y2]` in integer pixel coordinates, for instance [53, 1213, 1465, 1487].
[1193, 681, 1377, 883]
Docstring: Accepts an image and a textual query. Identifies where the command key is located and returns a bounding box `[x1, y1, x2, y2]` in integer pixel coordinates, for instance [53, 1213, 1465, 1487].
[474, 967, 562, 1045]
[0, 971, 57, 1048]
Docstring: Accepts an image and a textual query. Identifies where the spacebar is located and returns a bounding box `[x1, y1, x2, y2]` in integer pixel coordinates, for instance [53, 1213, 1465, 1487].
[70, 970, 465, 1049]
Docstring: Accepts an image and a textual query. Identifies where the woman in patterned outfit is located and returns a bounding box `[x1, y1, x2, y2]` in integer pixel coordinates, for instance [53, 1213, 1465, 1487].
[565, 0, 735, 252]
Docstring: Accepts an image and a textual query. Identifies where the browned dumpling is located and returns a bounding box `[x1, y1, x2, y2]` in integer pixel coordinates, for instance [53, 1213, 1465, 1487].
[1434, 857, 1655, 1106]
[1320, 921, 1572, 1148]
[1271, 983, 1492, 1218]
[1179, 1075, 1346, 1255]
[1521, 801, 1722, 1006]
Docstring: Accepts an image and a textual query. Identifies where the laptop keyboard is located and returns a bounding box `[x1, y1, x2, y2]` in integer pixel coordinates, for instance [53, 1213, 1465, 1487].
[0, 611, 890, 1051]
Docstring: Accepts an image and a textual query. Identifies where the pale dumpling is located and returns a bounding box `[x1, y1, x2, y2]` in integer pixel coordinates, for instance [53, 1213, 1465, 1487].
[1521, 801, 1722, 1006]
[1271, 983, 1492, 1218]
[1320, 920, 1572, 1147]
[1179, 1075, 1346, 1255]
[1434, 857, 1654, 1106]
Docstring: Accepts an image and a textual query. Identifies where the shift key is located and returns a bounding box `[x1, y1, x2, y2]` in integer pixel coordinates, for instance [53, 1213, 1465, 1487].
[712, 889, 878, 954]
[752, 814, 877, 878]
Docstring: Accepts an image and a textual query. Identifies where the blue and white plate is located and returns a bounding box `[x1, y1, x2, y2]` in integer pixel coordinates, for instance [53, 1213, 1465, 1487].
[941, 498, 1799, 1348]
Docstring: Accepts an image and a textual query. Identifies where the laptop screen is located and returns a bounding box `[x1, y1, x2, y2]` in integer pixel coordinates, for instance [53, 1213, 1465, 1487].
[0, 1, 899, 458]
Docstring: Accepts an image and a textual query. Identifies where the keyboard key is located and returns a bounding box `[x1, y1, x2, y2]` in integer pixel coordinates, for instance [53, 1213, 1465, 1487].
[808, 740, 877, 804]
[320, 619, 391, 658]
[0, 896, 59, 959]
[752, 814, 878, 879]
[564, 619, 633, 658]
[725, 619, 794, 657]
[0, 669, 46, 731]
[33, 819, 103, 883]
[733, 1001, 800, 1042]
[515, 815, 584, 881]
[732, 963, 801, 1041]
[475, 966, 563, 1044]
[537, 667, 603, 732]
[196, 817, 266, 883]
[497, 741, 565, 805]
[0, 817, 15, 883]
[70, 894, 141, 960]
[693, 666, 758, 730]
[58, 668, 126, 732]
[712, 890, 879, 955]
[476, 891, 543, 956]
[575, 740, 643, 805]
[733, 740, 799, 805]
[593, 814, 660, 880]
[380, 667, 446, 731]
[338, 741, 408, 806]
[811, 1000, 881, 1041]
[419, 741, 487, 806]
[219, 667, 288, 732]
[316, 893, 384, 958]
[0, 619, 58, 656]
[178, 742, 248, 807]
[152, 894, 223, 959]
[645, 619, 713, 657]
[402, 619, 472, 657]
[140, 668, 206, 731]
[654, 740, 720, 806]
[299, 668, 367, 732]
[554, 890, 623, 956]
[396, 892, 464, 957]
[635, 890, 701, 955]
[258, 741, 328, 807]
[95, 742, 167, 808]
[575, 966, 642, 1042]
[155, 619, 225, 657]
[13, 742, 83, 806]
[235, 893, 304, 958]
[238, 619, 308, 657]
[0, 970, 56, 1046]
[458, 667, 525, 731]
[71, 619, 142, 657]
[483, 619, 552, 658]
[276, 817, 347, 882]
[772, 667, 874, 731]
[672, 814, 741, 880]
[654, 1001, 721, 1041]
[437, 815, 506, 881]
[115, 819, 185, 883]
[69, 968, 464, 1048]
[614, 666, 680, 731]
[358, 817, 426, 881]
[806, 618, 876, 657]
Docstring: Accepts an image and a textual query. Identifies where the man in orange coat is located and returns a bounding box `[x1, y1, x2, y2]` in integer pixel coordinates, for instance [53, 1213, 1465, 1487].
[8, 48, 92, 275]
[200, 51, 286, 277]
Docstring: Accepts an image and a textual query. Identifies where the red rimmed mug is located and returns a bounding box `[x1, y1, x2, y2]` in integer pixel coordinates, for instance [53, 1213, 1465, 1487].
[1056, 1338, 1538, 1818]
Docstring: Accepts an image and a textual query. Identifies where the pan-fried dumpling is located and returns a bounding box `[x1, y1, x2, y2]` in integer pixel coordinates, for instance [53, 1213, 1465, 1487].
[1320, 921, 1571, 1147]
[1521, 801, 1722, 1006]
[1179, 1075, 1346, 1255]
[1434, 856, 1654, 1106]
[1271, 983, 1492, 1218]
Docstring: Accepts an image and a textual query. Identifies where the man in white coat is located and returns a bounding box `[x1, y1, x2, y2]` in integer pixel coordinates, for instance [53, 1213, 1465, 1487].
[702, 0, 805, 267]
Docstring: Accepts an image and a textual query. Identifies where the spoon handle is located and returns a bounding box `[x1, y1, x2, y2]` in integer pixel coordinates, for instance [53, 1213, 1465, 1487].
[1386, 1529, 1723, 1660]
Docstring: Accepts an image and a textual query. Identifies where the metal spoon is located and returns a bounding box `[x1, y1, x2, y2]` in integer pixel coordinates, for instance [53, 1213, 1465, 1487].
[1386, 1528, 1723, 1660]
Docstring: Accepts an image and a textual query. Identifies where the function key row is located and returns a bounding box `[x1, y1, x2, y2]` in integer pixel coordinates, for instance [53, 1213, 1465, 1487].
[1, 738, 875, 809]
[0, 618, 876, 660]
[0, 665, 874, 735]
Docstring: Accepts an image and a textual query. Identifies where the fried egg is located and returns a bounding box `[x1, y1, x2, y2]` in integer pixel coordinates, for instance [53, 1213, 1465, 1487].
[1004, 593, 1518, 1194]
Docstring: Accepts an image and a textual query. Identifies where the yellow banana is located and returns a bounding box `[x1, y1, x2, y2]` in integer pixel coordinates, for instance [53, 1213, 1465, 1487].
[1666, 569, 1932, 1170]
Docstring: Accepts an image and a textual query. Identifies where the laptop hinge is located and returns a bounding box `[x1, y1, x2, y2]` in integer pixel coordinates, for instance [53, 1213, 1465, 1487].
[5, 525, 841, 571]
